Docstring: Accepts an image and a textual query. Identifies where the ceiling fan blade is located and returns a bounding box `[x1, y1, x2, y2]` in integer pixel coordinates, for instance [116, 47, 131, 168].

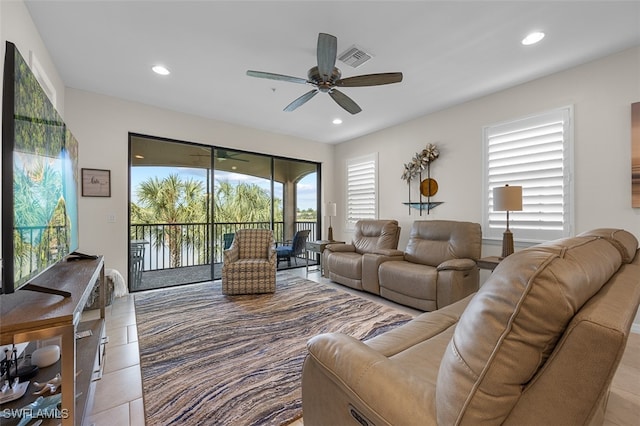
[335, 72, 403, 87]
[284, 89, 319, 112]
[329, 89, 362, 115]
[246, 70, 308, 85]
[317, 33, 337, 82]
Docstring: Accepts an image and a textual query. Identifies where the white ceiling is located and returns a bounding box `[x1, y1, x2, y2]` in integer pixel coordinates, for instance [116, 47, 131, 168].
[24, 1, 640, 144]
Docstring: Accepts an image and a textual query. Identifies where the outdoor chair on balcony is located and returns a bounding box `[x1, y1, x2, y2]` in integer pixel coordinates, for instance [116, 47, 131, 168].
[223, 233, 235, 250]
[222, 228, 277, 295]
[276, 229, 311, 267]
[130, 241, 146, 290]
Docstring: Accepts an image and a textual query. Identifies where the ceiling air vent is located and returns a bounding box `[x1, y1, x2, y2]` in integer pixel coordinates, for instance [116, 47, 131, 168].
[338, 45, 372, 68]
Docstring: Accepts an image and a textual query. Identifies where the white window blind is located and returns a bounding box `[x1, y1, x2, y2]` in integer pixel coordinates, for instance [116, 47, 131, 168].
[483, 107, 573, 243]
[346, 153, 377, 228]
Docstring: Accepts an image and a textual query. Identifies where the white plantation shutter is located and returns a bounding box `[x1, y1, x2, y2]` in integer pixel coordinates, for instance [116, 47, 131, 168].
[483, 107, 573, 242]
[346, 153, 377, 228]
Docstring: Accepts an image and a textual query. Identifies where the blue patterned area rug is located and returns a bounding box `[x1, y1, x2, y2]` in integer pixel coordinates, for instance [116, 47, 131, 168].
[134, 272, 413, 425]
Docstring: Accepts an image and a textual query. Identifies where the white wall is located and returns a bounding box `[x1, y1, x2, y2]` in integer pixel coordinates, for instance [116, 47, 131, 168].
[333, 47, 640, 248]
[332, 46, 640, 327]
[64, 89, 335, 279]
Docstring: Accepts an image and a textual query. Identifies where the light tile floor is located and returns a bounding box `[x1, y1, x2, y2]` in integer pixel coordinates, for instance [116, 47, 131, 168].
[82, 269, 640, 426]
[83, 292, 145, 426]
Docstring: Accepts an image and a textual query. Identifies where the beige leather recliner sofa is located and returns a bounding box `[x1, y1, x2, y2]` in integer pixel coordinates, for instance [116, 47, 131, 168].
[302, 228, 640, 425]
[322, 220, 401, 290]
[324, 220, 482, 311]
[377, 220, 482, 311]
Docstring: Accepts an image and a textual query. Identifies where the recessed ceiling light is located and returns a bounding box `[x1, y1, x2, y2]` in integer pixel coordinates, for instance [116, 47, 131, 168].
[152, 65, 170, 75]
[522, 32, 545, 46]
[332, 118, 343, 125]
[134, 154, 144, 159]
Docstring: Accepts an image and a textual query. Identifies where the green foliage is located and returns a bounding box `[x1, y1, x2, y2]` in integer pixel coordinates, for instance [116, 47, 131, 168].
[13, 159, 68, 284]
[214, 180, 282, 222]
[131, 174, 208, 267]
[131, 174, 285, 266]
[296, 207, 316, 221]
[14, 47, 65, 156]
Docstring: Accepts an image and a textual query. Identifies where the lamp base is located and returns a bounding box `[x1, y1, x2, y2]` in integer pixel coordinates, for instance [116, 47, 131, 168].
[501, 229, 514, 259]
[327, 226, 334, 242]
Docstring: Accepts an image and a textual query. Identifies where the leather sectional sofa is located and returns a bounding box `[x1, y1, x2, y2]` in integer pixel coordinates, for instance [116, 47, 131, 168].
[302, 228, 640, 425]
[324, 220, 482, 311]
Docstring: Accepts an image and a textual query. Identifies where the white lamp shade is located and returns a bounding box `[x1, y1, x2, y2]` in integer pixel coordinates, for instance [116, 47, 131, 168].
[325, 202, 337, 217]
[493, 185, 523, 212]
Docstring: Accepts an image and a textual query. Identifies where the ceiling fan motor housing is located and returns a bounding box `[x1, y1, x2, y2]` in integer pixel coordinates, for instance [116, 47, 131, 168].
[308, 66, 341, 92]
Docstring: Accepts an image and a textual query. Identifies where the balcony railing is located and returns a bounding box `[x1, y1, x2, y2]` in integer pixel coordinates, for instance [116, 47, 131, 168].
[130, 221, 317, 273]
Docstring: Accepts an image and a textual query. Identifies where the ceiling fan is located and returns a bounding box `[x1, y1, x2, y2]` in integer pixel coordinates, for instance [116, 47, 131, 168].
[190, 149, 248, 162]
[247, 33, 403, 115]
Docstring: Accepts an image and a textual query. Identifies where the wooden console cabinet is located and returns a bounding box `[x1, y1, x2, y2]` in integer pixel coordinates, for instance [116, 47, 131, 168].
[0, 256, 106, 425]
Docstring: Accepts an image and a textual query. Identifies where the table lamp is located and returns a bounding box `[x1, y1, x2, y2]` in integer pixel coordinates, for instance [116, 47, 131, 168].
[326, 202, 337, 241]
[493, 184, 523, 258]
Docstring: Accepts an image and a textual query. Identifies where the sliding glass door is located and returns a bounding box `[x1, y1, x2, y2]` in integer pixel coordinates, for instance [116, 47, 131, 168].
[129, 136, 213, 291]
[129, 134, 320, 290]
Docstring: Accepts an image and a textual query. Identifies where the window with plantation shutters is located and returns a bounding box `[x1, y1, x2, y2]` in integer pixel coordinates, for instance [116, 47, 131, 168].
[346, 153, 378, 229]
[483, 107, 573, 243]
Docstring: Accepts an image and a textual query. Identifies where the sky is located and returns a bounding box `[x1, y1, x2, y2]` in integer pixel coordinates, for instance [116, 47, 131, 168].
[131, 166, 317, 210]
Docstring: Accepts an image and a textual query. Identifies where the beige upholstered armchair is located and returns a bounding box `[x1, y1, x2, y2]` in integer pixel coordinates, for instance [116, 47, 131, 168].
[323, 220, 401, 291]
[378, 220, 481, 310]
[222, 228, 276, 295]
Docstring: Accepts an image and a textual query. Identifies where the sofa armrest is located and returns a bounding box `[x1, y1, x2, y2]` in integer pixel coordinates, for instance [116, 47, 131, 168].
[304, 333, 437, 425]
[436, 261, 479, 309]
[362, 252, 404, 294]
[436, 258, 477, 271]
[325, 243, 356, 253]
[372, 248, 404, 256]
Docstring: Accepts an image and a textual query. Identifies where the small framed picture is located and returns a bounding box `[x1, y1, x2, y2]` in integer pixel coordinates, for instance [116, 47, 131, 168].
[82, 168, 111, 197]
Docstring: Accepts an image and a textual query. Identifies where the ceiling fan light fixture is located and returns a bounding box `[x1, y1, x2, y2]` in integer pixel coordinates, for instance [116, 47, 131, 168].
[522, 32, 545, 46]
[152, 65, 170, 75]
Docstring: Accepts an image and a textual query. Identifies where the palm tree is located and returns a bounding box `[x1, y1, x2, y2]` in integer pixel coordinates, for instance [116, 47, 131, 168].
[213, 180, 281, 223]
[132, 174, 207, 268]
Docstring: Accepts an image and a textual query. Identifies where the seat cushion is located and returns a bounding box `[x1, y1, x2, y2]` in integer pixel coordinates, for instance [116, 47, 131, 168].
[379, 261, 437, 301]
[224, 258, 273, 272]
[435, 235, 624, 425]
[326, 251, 364, 280]
[276, 246, 292, 256]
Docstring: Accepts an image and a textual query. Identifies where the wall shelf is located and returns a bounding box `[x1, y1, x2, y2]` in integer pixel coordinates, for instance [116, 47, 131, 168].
[402, 201, 444, 214]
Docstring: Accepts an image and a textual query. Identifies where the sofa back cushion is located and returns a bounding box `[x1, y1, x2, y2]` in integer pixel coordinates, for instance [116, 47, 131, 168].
[353, 220, 400, 254]
[435, 234, 629, 425]
[579, 228, 639, 263]
[235, 228, 274, 259]
[404, 220, 481, 266]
